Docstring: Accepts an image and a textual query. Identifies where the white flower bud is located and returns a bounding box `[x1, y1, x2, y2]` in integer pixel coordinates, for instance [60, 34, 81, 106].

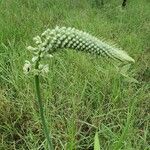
[32, 56, 38, 62]
[33, 36, 42, 44]
[40, 52, 45, 58]
[39, 64, 44, 69]
[41, 29, 51, 37]
[45, 54, 53, 58]
[39, 64, 49, 74]
[27, 46, 37, 51]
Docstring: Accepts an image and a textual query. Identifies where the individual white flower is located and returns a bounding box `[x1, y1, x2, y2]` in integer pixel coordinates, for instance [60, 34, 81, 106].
[23, 60, 31, 75]
[55, 26, 60, 31]
[32, 69, 40, 75]
[39, 64, 44, 70]
[45, 54, 53, 58]
[41, 29, 51, 37]
[40, 51, 48, 58]
[32, 56, 38, 62]
[33, 36, 42, 44]
[27, 46, 37, 51]
[41, 64, 49, 74]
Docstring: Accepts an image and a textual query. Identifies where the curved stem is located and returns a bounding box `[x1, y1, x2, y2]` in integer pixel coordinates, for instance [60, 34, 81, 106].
[34, 60, 53, 150]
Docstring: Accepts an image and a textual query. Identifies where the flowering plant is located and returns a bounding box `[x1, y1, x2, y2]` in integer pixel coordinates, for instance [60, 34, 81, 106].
[24, 26, 134, 149]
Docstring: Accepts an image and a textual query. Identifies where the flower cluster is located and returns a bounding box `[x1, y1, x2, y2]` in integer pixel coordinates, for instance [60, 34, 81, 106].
[23, 60, 50, 75]
[23, 35, 53, 75]
[41, 26, 134, 62]
[23, 26, 134, 75]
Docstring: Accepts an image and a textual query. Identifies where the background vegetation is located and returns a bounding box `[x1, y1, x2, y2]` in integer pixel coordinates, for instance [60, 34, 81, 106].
[0, 0, 149, 149]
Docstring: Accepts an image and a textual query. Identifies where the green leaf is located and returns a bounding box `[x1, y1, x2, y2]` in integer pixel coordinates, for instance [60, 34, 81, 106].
[120, 64, 131, 75]
[117, 64, 139, 83]
[94, 132, 101, 150]
[124, 76, 139, 83]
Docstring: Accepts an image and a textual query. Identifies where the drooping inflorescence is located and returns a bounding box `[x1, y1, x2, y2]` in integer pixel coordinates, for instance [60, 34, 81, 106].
[24, 26, 134, 74]
[41, 26, 134, 62]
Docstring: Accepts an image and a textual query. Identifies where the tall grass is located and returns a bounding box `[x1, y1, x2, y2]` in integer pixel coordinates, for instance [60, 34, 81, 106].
[0, 0, 149, 149]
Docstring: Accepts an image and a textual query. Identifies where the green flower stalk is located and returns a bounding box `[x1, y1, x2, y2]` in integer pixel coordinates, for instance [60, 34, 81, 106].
[23, 26, 134, 149]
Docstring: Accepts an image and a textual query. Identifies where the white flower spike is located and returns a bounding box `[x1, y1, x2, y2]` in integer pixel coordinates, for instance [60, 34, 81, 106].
[24, 26, 135, 75]
[39, 26, 135, 62]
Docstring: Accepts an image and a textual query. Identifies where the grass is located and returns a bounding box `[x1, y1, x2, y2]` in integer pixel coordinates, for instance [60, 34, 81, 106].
[0, 0, 150, 149]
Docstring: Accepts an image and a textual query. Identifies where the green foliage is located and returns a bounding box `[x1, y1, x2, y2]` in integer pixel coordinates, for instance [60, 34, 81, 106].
[90, 0, 104, 8]
[94, 132, 101, 150]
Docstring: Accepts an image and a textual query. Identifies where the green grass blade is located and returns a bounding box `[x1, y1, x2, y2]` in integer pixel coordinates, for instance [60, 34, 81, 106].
[94, 132, 101, 150]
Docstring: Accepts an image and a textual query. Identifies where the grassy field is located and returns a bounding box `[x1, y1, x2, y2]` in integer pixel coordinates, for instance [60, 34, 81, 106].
[0, 0, 150, 149]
